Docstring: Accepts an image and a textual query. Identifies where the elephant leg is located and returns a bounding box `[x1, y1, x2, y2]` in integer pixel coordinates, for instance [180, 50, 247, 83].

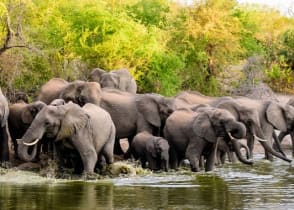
[53, 142, 64, 169]
[278, 131, 288, 144]
[205, 143, 217, 172]
[140, 157, 147, 169]
[0, 125, 9, 167]
[12, 138, 19, 159]
[102, 141, 114, 165]
[230, 152, 237, 163]
[186, 142, 204, 172]
[81, 149, 97, 174]
[95, 154, 106, 172]
[169, 147, 179, 170]
[247, 134, 255, 159]
[219, 151, 226, 165]
[72, 139, 97, 174]
[147, 155, 157, 171]
[272, 131, 286, 156]
[290, 132, 294, 157]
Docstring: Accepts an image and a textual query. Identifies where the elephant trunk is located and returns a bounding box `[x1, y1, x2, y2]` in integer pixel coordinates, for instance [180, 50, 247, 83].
[17, 122, 45, 162]
[231, 139, 253, 165]
[17, 141, 37, 162]
[252, 125, 292, 163]
[226, 121, 246, 140]
[161, 151, 169, 172]
[258, 139, 292, 163]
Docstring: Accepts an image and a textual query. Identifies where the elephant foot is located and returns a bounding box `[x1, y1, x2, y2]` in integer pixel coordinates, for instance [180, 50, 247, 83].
[191, 167, 201, 172]
[82, 172, 100, 180]
[0, 161, 11, 169]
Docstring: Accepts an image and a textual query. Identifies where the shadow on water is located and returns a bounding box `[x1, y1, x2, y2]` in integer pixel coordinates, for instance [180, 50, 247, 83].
[0, 154, 294, 210]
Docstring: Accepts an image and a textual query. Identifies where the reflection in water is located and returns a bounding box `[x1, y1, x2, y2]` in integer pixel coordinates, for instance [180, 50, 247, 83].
[0, 157, 294, 210]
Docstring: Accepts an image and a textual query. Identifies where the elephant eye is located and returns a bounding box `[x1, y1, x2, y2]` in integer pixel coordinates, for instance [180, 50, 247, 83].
[44, 121, 50, 126]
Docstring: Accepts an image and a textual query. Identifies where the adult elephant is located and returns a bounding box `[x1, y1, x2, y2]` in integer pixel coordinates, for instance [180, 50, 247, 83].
[0, 88, 9, 167]
[164, 107, 249, 172]
[131, 131, 169, 171]
[17, 102, 115, 176]
[89, 68, 137, 93]
[59, 81, 174, 155]
[274, 97, 294, 156]
[8, 100, 46, 159]
[37, 78, 69, 104]
[221, 97, 293, 163]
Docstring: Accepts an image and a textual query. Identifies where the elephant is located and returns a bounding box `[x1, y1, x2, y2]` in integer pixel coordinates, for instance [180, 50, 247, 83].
[37, 78, 69, 104]
[59, 81, 174, 156]
[89, 68, 137, 93]
[17, 102, 115, 176]
[163, 106, 248, 172]
[131, 131, 169, 171]
[274, 97, 294, 156]
[221, 97, 293, 162]
[8, 100, 46, 159]
[0, 88, 9, 167]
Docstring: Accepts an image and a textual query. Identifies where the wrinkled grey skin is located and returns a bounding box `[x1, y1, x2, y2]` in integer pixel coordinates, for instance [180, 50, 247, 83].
[17, 102, 115, 175]
[164, 107, 247, 172]
[0, 88, 9, 167]
[89, 68, 137, 94]
[8, 100, 46, 159]
[59, 81, 174, 156]
[274, 97, 294, 156]
[222, 97, 293, 163]
[131, 131, 169, 171]
[37, 78, 69, 104]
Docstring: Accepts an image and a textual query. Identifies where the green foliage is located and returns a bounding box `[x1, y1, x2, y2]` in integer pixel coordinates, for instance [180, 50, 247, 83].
[0, 0, 293, 97]
[0, 2, 8, 46]
[265, 56, 292, 92]
[127, 0, 169, 28]
[13, 54, 52, 93]
[138, 52, 184, 96]
[279, 29, 294, 69]
[233, 8, 265, 57]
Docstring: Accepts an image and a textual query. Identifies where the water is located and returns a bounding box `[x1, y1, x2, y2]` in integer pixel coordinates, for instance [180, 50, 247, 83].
[1, 155, 294, 210]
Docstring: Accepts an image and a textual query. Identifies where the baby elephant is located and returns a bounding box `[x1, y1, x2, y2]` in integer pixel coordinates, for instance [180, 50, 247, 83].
[131, 131, 169, 171]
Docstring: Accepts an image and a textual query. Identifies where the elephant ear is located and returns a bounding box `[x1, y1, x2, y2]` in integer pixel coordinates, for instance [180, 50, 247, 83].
[137, 95, 161, 128]
[57, 103, 89, 140]
[266, 102, 287, 132]
[21, 106, 35, 124]
[192, 112, 217, 143]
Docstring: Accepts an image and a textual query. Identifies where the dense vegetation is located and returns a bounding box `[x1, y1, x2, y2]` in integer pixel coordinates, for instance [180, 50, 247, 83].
[0, 0, 293, 100]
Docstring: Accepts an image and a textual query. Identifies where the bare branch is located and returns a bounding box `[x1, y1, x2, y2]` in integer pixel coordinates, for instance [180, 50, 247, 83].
[0, 3, 30, 56]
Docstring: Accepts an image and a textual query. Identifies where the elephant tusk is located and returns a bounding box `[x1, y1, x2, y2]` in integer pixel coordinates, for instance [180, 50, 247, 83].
[254, 134, 267, 142]
[228, 132, 234, 140]
[227, 132, 243, 140]
[23, 138, 40, 146]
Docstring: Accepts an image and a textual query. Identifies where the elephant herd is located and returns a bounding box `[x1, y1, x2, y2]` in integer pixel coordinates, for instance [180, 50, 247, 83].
[0, 67, 293, 178]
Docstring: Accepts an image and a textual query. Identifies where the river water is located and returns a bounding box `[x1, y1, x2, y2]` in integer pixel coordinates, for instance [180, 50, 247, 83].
[0, 154, 294, 210]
